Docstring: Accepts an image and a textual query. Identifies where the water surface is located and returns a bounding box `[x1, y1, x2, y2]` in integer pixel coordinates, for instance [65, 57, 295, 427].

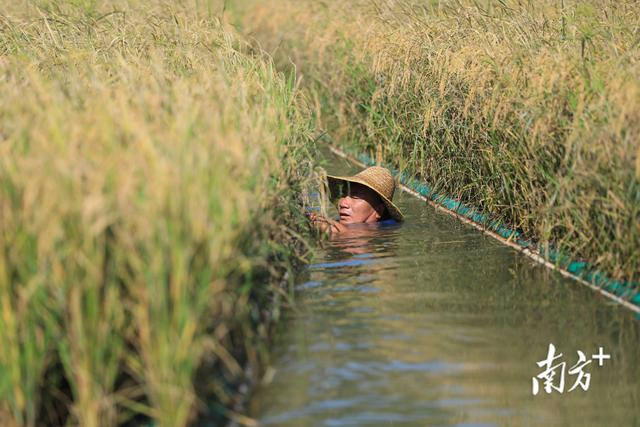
[249, 151, 640, 427]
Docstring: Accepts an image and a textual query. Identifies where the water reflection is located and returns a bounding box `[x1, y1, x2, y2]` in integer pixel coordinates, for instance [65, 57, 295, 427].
[249, 152, 640, 427]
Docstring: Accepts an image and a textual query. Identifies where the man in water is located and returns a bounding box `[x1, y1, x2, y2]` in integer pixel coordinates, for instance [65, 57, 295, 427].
[309, 165, 404, 233]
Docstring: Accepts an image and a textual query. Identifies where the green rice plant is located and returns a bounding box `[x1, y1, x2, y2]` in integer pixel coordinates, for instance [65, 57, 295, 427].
[0, 0, 314, 425]
[236, 0, 640, 290]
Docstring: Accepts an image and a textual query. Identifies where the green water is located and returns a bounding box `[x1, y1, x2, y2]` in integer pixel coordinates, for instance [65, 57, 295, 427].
[248, 152, 640, 427]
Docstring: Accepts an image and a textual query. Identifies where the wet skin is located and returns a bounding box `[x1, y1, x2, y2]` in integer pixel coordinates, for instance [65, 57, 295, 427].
[309, 183, 386, 233]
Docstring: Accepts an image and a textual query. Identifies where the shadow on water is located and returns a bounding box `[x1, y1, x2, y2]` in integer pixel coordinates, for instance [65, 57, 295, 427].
[248, 149, 640, 427]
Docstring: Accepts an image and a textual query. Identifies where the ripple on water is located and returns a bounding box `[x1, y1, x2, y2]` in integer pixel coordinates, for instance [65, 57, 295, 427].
[249, 154, 640, 427]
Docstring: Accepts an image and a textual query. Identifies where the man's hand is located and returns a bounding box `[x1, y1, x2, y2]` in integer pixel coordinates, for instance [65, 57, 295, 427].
[306, 212, 347, 233]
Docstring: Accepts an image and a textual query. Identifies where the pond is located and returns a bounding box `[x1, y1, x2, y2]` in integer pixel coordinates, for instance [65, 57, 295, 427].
[248, 149, 640, 427]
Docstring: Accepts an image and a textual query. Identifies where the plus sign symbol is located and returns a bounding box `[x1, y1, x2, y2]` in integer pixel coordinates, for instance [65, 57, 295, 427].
[591, 347, 611, 366]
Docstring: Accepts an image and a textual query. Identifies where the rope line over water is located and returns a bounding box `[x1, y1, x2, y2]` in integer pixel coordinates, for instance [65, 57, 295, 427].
[327, 145, 640, 315]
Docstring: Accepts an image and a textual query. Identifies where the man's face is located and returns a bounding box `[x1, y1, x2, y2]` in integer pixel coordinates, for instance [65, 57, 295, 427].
[337, 183, 384, 224]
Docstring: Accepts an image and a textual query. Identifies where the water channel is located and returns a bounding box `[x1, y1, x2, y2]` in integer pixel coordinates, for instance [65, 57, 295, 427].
[248, 149, 640, 426]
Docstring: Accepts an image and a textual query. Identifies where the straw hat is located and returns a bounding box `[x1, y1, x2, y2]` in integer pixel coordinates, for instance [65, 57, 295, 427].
[327, 166, 404, 222]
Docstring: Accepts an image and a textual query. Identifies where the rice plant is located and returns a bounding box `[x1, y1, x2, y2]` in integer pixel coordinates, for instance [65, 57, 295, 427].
[0, 0, 314, 425]
[237, 0, 640, 290]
